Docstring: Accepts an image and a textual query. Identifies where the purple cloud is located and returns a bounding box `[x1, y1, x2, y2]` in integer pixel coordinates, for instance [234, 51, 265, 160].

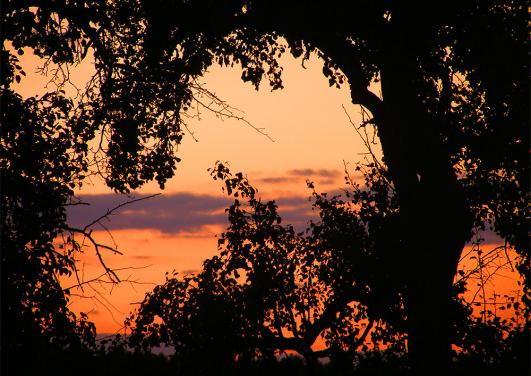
[67, 192, 316, 235]
[68, 193, 230, 234]
[257, 176, 299, 184]
[288, 168, 341, 178]
[253, 169, 342, 185]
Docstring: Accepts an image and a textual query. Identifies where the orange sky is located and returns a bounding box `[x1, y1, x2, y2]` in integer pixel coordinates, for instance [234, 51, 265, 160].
[14, 44, 523, 335]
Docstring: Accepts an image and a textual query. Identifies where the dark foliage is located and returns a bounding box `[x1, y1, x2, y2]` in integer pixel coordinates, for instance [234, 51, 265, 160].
[126, 164, 403, 366]
[1, 1, 528, 374]
[1, 52, 96, 369]
[126, 164, 528, 374]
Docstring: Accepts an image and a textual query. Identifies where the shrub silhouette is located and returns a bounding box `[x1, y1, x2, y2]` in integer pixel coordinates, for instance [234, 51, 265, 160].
[127, 163, 403, 368]
[126, 163, 528, 374]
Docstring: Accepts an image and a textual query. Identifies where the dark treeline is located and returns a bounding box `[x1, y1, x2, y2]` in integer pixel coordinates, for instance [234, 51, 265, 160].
[1, 1, 529, 375]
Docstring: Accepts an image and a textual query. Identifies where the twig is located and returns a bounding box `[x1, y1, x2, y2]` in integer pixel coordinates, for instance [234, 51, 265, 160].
[63, 265, 154, 291]
[83, 193, 161, 231]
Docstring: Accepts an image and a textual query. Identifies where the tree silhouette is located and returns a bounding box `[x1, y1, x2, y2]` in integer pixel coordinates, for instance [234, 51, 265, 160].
[126, 163, 407, 372]
[126, 163, 528, 374]
[1, 53, 97, 369]
[2, 1, 528, 374]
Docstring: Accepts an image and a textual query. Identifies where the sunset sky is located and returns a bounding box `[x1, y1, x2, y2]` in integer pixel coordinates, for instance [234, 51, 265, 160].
[16, 46, 521, 334]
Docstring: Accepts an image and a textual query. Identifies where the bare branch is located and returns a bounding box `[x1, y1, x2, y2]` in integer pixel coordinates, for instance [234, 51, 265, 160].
[187, 79, 275, 142]
[82, 193, 161, 231]
[63, 265, 154, 291]
[64, 226, 121, 282]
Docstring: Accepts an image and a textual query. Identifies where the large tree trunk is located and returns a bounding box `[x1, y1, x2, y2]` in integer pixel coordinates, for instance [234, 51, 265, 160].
[376, 88, 469, 374]
[311, 32, 472, 373]
[375, 31, 472, 373]
[260, 4, 474, 371]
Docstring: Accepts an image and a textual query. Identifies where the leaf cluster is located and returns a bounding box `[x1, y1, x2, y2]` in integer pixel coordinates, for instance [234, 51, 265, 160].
[127, 163, 406, 367]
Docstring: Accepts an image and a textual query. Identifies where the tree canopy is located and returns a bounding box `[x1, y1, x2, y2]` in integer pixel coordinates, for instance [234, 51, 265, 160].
[1, 1, 528, 374]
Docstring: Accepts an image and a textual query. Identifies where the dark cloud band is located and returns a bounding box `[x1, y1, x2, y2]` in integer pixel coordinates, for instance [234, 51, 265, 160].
[67, 192, 314, 235]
